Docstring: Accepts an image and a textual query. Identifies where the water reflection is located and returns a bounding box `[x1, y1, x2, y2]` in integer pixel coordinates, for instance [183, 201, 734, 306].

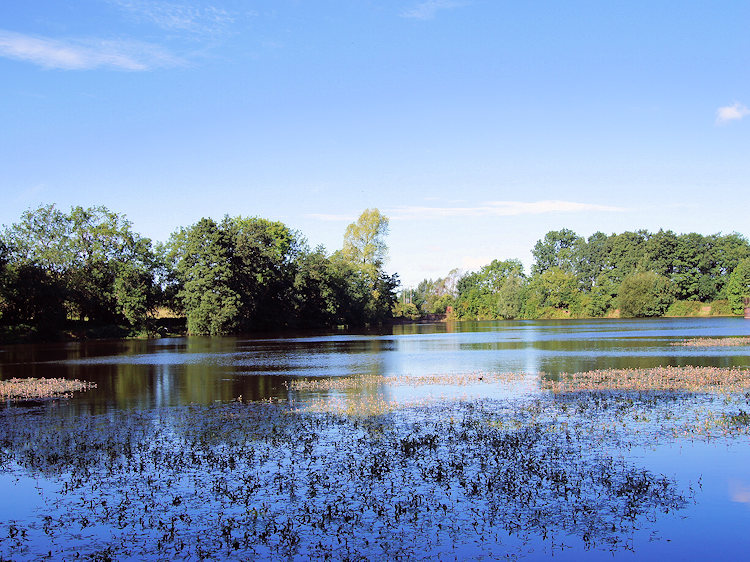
[0, 318, 748, 411]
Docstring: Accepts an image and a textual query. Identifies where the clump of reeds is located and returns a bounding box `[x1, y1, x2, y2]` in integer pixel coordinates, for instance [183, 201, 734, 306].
[544, 365, 750, 393]
[671, 337, 750, 347]
[285, 371, 526, 391]
[297, 395, 476, 416]
[0, 377, 96, 402]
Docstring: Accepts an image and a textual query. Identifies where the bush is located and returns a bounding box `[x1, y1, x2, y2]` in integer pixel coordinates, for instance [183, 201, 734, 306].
[393, 302, 420, 320]
[665, 300, 704, 317]
[618, 272, 675, 317]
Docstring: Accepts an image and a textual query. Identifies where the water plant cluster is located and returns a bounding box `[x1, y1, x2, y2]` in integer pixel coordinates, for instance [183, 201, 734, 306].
[286, 372, 527, 391]
[671, 337, 750, 347]
[544, 365, 750, 393]
[0, 377, 96, 402]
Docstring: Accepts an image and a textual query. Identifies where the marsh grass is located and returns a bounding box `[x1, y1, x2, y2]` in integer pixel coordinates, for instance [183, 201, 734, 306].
[0, 377, 96, 402]
[286, 372, 526, 391]
[671, 337, 750, 347]
[544, 366, 750, 393]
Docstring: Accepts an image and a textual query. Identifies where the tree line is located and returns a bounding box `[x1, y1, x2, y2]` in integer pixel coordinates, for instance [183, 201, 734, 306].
[399, 228, 750, 320]
[0, 205, 397, 340]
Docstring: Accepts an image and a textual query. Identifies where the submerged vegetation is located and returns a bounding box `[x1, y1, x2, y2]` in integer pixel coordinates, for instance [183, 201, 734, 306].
[544, 365, 750, 393]
[2, 363, 750, 559]
[0, 397, 696, 560]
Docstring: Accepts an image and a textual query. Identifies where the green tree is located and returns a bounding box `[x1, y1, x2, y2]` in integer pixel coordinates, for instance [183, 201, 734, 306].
[293, 245, 348, 327]
[1, 204, 159, 330]
[531, 229, 582, 276]
[338, 209, 398, 324]
[225, 216, 301, 329]
[169, 218, 240, 335]
[645, 229, 678, 278]
[342, 209, 389, 271]
[606, 230, 649, 285]
[576, 231, 611, 291]
[617, 272, 674, 317]
[726, 258, 750, 314]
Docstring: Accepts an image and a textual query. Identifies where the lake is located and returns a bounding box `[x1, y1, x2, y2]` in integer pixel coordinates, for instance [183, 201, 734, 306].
[1, 318, 750, 560]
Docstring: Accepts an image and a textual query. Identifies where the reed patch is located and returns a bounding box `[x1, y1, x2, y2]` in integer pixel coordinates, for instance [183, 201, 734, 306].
[0, 377, 96, 402]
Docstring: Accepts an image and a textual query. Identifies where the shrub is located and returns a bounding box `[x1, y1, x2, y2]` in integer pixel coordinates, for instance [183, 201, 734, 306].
[618, 272, 675, 317]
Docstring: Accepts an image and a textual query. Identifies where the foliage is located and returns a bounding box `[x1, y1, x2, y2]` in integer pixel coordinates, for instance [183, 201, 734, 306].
[617, 272, 675, 318]
[0, 204, 160, 333]
[2, 203, 747, 336]
[454, 260, 526, 320]
[342, 208, 389, 270]
[664, 300, 706, 317]
[392, 301, 420, 320]
[531, 229, 581, 276]
[165, 210, 397, 335]
[726, 258, 750, 315]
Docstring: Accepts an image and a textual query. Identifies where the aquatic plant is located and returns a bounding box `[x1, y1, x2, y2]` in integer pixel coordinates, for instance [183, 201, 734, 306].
[671, 337, 750, 347]
[285, 371, 526, 391]
[0, 399, 695, 560]
[544, 365, 750, 393]
[0, 377, 96, 402]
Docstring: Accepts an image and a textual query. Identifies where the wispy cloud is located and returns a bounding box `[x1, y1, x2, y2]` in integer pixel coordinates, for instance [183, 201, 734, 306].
[387, 200, 626, 220]
[110, 1, 243, 36]
[401, 0, 468, 20]
[716, 102, 750, 125]
[306, 213, 357, 222]
[0, 30, 182, 70]
[13, 183, 45, 203]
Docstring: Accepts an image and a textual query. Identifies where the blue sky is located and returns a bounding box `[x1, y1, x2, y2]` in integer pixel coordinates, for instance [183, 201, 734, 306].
[1, 1, 749, 287]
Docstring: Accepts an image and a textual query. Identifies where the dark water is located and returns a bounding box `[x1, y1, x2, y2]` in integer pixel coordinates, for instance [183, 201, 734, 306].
[1, 317, 749, 410]
[1, 318, 750, 560]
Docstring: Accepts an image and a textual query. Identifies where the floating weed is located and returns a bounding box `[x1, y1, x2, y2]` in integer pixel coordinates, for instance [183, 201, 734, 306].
[544, 366, 750, 394]
[671, 337, 750, 347]
[285, 371, 527, 391]
[0, 378, 96, 402]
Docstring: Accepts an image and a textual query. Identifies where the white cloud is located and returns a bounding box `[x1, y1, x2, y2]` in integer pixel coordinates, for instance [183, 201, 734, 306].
[401, 0, 467, 20]
[716, 102, 750, 125]
[387, 200, 626, 220]
[0, 30, 182, 70]
[110, 1, 240, 36]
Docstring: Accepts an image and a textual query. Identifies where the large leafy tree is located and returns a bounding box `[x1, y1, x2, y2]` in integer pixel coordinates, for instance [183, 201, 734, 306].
[342, 208, 389, 271]
[454, 260, 526, 319]
[167, 216, 306, 334]
[168, 218, 240, 335]
[726, 258, 750, 315]
[1, 204, 159, 330]
[531, 228, 581, 276]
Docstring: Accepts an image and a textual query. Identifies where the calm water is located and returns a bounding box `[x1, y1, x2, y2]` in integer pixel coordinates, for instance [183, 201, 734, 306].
[2, 317, 750, 560]
[1, 317, 749, 410]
